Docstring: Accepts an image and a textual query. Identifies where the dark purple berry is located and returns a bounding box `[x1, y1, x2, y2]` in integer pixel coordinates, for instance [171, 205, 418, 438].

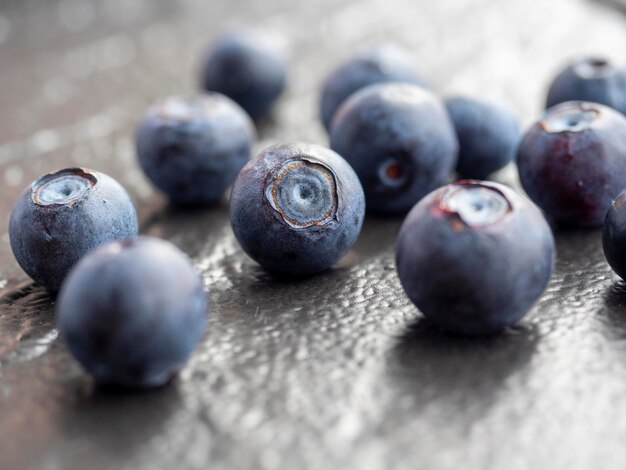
[136, 94, 255, 206]
[603, 190, 626, 280]
[517, 101, 626, 227]
[200, 28, 287, 120]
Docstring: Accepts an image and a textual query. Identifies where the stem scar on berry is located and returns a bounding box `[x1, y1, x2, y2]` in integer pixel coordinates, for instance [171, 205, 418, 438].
[439, 180, 512, 229]
[541, 102, 599, 133]
[32, 168, 98, 207]
[265, 158, 339, 228]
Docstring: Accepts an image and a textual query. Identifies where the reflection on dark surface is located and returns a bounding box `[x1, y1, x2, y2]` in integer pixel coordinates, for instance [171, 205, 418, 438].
[55, 379, 185, 468]
[391, 318, 539, 417]
[352, 214, 404, 257]
[602, 280, 626, 307]
[0, 282, 55, 364]
[141, 200, 232, 258]
[0, 280, 42, 304]
[600, 281, 626, 338]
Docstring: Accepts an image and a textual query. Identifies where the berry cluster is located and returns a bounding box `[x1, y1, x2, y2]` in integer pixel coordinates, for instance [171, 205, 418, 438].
[8, 27, 626, 388]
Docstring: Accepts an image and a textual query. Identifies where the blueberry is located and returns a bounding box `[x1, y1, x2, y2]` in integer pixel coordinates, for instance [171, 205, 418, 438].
[517, 101, 626, 227]
[199, 28, 287, 120]
[445, 95, 520, 179]
[330, 83, 458, 214]
[320, 44, 428, 132]
[396, 181, 555, 335]
[602, 190, 626, 280]
[230, 142, 365, 275]
[546, 57, 626, 116]
[57, 237, 208, 388]
[9, 168, 138, 290]
[136, 94, 255, 206]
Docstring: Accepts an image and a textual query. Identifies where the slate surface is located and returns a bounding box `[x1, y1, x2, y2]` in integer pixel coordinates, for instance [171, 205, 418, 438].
[1, 1, 626, 469]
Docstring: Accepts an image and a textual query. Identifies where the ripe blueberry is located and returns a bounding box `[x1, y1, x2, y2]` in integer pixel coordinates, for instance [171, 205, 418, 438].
[320, 44, 428, 132]
[57, 237, 208, 388]
[517, 101, 626, 227]
[546, 57, 626, 116]
[200, 28, 287, 120]
[136, 94, 255, 206]
[602, 190, 626, 280]
[230, 142, 365, 275]
[396, 181, 555, 335]
[9, 168, 138, 290]
[445, 95, 520, 179]
[330, 83, 458, 214]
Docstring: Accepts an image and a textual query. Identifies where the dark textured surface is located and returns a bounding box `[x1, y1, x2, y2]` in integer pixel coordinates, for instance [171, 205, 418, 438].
[1, 1, 626, 469]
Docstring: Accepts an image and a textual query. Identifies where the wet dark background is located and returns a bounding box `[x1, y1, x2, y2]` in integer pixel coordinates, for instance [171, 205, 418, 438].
[1, 0, 626, 469]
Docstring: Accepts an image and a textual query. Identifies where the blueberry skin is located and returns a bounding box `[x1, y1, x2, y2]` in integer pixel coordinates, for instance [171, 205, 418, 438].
[517, 101, 626, 227]
[320, 45, 428, 131]
[445, 95, 520, 179]
[200, 29, 287, 120]
[136, 94, 255, 206]
[57, 237, 208, 388]
[330, 83, 458, 214]
[9, 168, 138, 291]
[602, 191, 626, 280]
[396, 181, 555, 335]
[230, 142, 365, 275]
[546, 57, 626, 116]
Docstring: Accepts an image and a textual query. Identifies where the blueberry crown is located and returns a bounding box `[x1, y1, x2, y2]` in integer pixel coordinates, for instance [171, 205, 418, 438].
[265, 159, 338, 228]
[542, 102, 600, 133]
[440, 182, 511, 227]
[32, 168, 97, 207]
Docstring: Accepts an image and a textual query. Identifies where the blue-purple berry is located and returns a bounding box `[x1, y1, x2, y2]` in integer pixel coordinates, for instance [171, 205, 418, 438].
[320, 44, 428, 132]
[445, 95, 520, 179]
[57, 237, 208, 388]
[230, 143, 365, 275]
[546, 57, 626, 116]
[9, 168, 138, 290]
[136, 94, 255, 206]
[396, 181, 554, 335]
[200, 28, 287, 120]
[330, 83, 458, 214]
